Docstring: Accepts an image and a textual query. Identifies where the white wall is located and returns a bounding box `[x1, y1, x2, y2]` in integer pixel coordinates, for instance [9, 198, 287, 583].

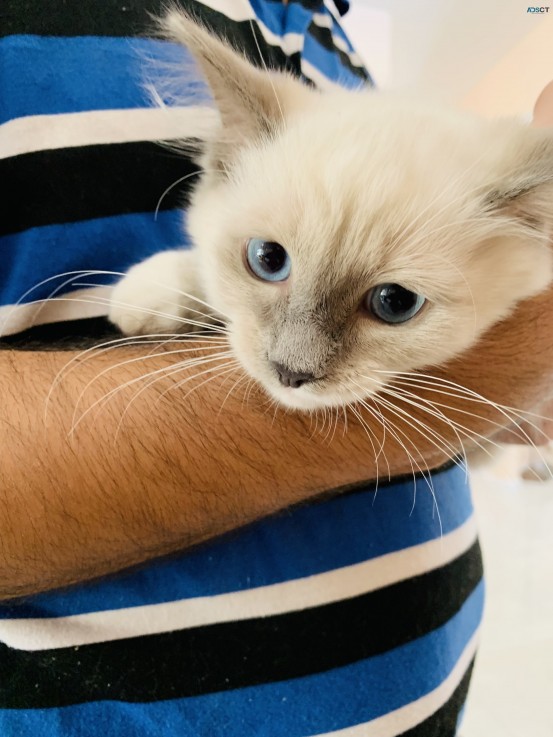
[341, 0, 553, 114]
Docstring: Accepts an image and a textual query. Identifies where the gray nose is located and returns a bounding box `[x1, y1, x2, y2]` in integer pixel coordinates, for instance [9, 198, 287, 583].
[271, 361, 315, 389]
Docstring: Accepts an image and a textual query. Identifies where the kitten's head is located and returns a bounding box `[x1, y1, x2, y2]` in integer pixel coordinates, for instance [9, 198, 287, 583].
[165, 11, 553, 411]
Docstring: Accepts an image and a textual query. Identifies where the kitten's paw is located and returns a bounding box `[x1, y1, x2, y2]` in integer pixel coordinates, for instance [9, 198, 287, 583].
[109, 250, 210, 335]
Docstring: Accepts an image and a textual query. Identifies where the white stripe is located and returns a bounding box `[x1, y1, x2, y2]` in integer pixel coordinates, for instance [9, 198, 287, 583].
[311, 12, 365, 68]
[196, 0, 364, 73]
[0, 7, 355, 162]
[0, 515, 477, 651]
[0, 107, 218, 160]
[197, 0, 304, 55]
[0, 286, 112, 337]
[260, 29, 304, 57]
[197, 0, 254, 23]
[313, 12, 334, 30]
[312, 630, 480, 736]
[301, 59, 341, 91]
[322, 0, 342, 24]
[329, 35, 365, 69]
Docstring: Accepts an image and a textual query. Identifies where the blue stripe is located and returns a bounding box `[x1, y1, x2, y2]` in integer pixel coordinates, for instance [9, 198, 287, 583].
[0, 36, 203, 124]
[0, 211, 189, 308]
[323, 12, 356, 52]
[303, 32, 363, 88]
[0, 582, 484, 737]
[249, 0, 314, 37]
[248, 0, 356, 60]
[0, 464, 471, 618]
[0, 20, 361, 127]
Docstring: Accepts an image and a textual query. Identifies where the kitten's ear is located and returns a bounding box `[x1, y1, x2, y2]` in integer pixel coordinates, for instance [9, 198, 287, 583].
[485, 128, 553, 233]
[161, 9, 309, 169]
[472, 128, 553, 309]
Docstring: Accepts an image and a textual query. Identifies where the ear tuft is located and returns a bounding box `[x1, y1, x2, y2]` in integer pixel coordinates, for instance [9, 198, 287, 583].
[158, 7, 308, 173]
[484, 128, 553, 234]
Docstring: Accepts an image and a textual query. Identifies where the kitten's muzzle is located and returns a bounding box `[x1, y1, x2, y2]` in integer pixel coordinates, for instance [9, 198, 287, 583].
[271, 361, 316, 389]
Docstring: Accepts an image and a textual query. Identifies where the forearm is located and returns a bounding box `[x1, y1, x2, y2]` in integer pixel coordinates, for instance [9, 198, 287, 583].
[0, 344, 392, 599]
[390, 282, 553, 456]
[1, 279, 552, 600]
[434, 283, 553, 430]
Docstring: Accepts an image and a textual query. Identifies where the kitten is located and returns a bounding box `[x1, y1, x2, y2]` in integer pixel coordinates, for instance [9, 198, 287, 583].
[109, 10, 553, 413]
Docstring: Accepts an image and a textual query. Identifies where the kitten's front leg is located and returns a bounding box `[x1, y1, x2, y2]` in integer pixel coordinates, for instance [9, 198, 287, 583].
[109, 249, 212, 335]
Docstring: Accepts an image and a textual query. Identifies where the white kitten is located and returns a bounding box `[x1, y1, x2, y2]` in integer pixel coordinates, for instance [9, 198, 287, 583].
[110, 10, 553, 412]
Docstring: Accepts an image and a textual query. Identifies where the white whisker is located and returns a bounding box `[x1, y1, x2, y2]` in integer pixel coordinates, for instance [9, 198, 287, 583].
[154, 169, 203, 219]
[378, 371, 553, 441]
[113, 358, 238, 440]
[73, 281, 224, 328]
[218, 371, 249, 416]
[70, 350, 233, 435]
[361, 377, 472, 466]
[45, 334, 229, 421]
[375, 370, 553, 480]
[354, 389, 443, 536]
[350, 392, 414, 508]
[346, 399, 382, 495]
[178, 363, 241, 405]
[0, 269, 125, 336]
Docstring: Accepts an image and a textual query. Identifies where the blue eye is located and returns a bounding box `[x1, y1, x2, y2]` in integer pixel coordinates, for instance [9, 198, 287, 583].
[245, 238, 291, 282]
[367, 284, 426, 324]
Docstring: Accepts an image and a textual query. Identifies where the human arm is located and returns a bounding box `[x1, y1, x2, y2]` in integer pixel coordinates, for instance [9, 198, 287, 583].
[1, 272, 553, 603]
[0, 343, 397, 600]
[485, 79, 553, 445]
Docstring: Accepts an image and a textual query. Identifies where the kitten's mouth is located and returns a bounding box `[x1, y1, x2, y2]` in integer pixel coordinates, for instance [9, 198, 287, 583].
[265, 363, 338, 411]
[263, 362, 383, 412]
[268, 382, 325, 411]
[270, 360, 322, 390]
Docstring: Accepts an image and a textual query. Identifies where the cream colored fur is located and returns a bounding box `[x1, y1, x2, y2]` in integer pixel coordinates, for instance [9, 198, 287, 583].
[110, 10, 553, 412]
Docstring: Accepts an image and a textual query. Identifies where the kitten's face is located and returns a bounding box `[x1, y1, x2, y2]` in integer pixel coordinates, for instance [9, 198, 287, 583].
[188, 97, 553, 410]
[167, 11, 553, 411]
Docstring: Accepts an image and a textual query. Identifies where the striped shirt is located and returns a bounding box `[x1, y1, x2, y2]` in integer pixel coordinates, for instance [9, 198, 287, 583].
[0, 1, 482, 735]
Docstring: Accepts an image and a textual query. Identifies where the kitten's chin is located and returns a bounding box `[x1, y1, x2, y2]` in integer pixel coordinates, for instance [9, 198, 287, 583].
[262, 381, 369, 412]
[267, 386, 326, 412]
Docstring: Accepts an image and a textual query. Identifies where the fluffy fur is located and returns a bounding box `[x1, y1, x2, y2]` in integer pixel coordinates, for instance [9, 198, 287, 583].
[110, 10, 553, 412]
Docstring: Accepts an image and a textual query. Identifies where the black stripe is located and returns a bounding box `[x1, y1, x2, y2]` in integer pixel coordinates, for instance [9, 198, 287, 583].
[1, 0, 331, 85]
[302, 456, 459, 503]
[1, 0, 184, 38]
[169, 3, 306, 80]
[0, 542, 482, 708]
[0, 316, 226, 350]
[397, 659, 475, 737]
[1, 142, 198, 237]
[307, 21, 372, 84]
[0, 316, 120, 350]
[1, 0, 303, 75]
